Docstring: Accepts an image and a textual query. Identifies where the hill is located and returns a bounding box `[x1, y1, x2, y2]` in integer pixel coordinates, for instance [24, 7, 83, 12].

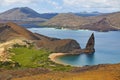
[80, 18, 118, 31]
[0, 7, 46, 22]
[42, 12, 120, 31]
[0, 22, 81, 53]
[42, 13, 91, 29]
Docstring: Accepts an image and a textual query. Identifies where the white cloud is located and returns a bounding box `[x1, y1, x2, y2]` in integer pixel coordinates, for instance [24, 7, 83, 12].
[0, 0, 39, 6]
[0, 0, 120, 13]
[63, 0, 120, 8]
[47, 0, 62, 9]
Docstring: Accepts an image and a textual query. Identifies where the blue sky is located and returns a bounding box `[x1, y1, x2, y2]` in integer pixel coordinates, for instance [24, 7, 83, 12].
[0, 0, 120, 13]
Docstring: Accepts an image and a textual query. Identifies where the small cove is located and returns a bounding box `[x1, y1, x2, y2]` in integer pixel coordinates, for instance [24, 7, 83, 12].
[28, 27, 120, 66]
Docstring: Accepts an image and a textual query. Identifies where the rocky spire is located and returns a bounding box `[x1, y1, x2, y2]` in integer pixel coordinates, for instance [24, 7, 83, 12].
[84, 33, 95, 53]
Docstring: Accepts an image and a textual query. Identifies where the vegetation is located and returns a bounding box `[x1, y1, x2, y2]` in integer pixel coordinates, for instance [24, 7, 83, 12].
[8, 47, 73, 71]
[0, 61, 20, 69]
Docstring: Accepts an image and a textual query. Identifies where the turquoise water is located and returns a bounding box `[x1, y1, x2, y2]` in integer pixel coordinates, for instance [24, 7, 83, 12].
[28, 28, 120, 66]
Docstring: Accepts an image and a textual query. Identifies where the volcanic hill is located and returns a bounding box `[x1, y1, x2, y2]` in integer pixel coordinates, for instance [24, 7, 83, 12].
[0, 7, 46, 22]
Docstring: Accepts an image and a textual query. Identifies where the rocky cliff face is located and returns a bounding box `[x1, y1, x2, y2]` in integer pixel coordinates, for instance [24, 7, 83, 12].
[84, 33, 95, 53]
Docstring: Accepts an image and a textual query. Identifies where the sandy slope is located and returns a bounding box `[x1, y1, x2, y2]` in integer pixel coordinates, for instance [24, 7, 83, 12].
[0, 39, 26, 61]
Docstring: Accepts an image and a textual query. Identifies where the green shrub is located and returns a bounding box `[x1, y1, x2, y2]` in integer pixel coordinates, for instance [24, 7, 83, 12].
[13, 43, 27, 48]
[9, 47, 73, 71]
[0, 61, 20, 69]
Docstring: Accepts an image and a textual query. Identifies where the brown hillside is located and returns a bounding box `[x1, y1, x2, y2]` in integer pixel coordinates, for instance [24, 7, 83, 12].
[80, 18, 118, 31]
[42, 13, 90, 29]
[0, 22, 40, 41]
[0, 7, 46, 21]
[0, 22, 81, 53]
[42, 12, 120, 31]
[103, 12, 120, 29]
[88, 12, 120, 29]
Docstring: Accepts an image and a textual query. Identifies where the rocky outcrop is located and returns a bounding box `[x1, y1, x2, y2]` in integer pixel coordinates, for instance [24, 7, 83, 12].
[84, 33, 95, 53]
[35, 39, 80, 53]
[69, 33, 95, 54]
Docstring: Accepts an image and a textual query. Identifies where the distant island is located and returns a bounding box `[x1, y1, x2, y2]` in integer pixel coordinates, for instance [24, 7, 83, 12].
[42, 12, 120, 32]
[0, 7, 120, 32]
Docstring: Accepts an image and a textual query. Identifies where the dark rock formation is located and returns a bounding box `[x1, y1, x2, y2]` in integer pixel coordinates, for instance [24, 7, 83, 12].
[69, 33, 95, 54]
[84, 33, 95, 53]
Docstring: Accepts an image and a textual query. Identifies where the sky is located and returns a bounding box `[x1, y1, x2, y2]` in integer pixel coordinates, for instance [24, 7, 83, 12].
[0, 0, 120, 13]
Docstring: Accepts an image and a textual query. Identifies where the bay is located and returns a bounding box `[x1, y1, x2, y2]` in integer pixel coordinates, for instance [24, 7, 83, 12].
[28, 28, 120, 66]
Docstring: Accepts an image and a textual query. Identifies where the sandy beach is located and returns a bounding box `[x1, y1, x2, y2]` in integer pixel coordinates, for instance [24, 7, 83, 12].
[49, 53, 83, 67]
[49, 53, 69, 66]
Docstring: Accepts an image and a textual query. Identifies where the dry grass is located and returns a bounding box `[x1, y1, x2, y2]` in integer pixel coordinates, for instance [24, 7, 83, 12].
[12, 71, 118, 80]
[13, 64, 120, 80]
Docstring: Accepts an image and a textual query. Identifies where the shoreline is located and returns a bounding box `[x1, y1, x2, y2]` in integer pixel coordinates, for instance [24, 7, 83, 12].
[49, 53, 70, 66]
[49, 53, 82, 67]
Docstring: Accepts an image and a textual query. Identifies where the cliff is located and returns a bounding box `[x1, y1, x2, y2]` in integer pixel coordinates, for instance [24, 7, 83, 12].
[84, 33, 95, 53]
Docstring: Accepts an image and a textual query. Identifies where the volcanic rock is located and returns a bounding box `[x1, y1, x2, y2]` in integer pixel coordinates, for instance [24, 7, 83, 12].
[84, 33, 95, 53]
